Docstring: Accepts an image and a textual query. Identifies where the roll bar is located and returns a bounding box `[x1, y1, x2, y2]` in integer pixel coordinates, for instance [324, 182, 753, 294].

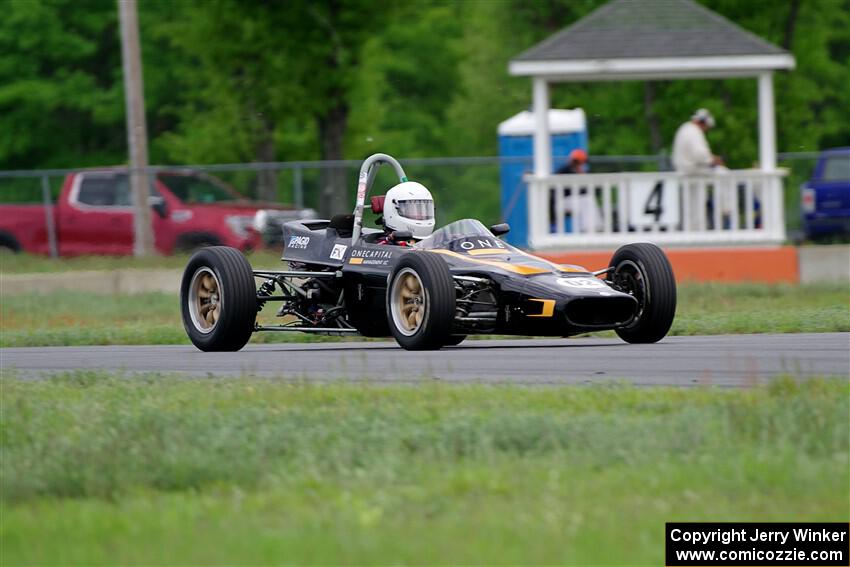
[351, 153, 408, 243]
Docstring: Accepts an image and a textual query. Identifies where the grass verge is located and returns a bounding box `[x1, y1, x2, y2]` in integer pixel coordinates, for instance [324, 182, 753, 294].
[1, 282, 848, 347]
[1, 374, 847, 565]
[0, 250, 283, 274]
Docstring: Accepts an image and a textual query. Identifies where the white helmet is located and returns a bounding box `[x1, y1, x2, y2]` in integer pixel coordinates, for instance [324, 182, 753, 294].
[383, 181, 435, 239]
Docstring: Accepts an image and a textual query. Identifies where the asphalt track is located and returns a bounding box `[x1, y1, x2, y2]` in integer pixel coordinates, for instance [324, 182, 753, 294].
[2, 333, 848, 387]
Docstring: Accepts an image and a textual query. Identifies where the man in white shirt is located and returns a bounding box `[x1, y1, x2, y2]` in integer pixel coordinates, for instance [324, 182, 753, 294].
[672, 108, 723, 173]
[672, 109, 731, 229]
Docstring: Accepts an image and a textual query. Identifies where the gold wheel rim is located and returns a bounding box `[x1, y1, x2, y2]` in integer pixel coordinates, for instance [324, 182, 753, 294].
[391, 268, 425, 336]
[188, 267, 221, 334]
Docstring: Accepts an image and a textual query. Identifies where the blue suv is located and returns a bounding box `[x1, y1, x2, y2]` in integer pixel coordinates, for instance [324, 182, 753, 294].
[802, 147, 850, 239]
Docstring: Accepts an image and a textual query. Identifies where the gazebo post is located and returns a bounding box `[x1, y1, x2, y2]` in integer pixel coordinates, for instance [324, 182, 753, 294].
[532, 77, 552, 176]
[757, 71, 777, 171]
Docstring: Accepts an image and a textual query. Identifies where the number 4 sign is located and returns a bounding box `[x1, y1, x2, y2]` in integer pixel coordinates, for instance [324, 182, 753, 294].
[628, 179, 680, 228]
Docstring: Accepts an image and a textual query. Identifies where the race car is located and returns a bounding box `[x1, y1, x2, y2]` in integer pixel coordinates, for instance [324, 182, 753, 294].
[180, 153, 676, 351]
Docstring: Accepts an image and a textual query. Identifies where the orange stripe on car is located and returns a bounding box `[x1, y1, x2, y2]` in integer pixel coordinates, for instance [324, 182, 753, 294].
[426, 249, 550, 275]
[509, 249, 588, 273]
[527, 299, 556, 317]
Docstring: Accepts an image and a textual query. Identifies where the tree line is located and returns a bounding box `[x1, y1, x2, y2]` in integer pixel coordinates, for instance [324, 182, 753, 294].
[1, 0, 847, 217]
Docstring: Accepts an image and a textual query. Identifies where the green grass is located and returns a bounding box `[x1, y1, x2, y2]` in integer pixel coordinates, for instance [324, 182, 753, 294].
[0, 250, 284, 274]
[674, 282, 850, 335]
[0, 291, 347, 347]
[0, 375, 846, 565]
[1, 282, 847, 347]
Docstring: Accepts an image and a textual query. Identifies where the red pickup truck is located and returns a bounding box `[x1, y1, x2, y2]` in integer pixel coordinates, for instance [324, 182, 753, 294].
[0, 169, 314, 255]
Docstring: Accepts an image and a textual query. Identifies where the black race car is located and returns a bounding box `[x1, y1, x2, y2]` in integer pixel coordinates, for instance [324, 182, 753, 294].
[180, 153, 676, 351]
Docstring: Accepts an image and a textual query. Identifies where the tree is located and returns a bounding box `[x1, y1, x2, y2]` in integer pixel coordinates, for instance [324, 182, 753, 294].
[279, 0, 392, 215]
[146, 0, 308, 201]
[347, 3, 463, 158]
[0, 0, 124, 169]
[149, 0, 393, 213]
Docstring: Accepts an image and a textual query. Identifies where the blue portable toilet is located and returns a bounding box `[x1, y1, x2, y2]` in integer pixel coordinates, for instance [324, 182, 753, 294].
[498, 109, 588, 247]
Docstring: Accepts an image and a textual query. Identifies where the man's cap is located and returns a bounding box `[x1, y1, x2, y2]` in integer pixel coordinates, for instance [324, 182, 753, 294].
[692, 108, 716, 128]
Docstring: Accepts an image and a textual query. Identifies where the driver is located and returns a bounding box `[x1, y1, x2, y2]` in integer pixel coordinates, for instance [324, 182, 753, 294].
[377, 181, 435, 245]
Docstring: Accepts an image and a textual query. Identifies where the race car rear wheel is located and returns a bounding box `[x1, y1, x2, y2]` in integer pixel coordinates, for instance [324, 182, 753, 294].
[181, 246, 257, 351]
[610, 243, 676, 344]
[387, 253, 456, 350]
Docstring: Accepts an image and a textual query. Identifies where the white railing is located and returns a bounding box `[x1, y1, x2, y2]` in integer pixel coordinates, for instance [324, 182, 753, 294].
[525, 169, 787, 249]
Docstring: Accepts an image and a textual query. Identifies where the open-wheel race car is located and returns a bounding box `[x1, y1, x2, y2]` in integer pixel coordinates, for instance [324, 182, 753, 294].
[180, 153, 676, 351]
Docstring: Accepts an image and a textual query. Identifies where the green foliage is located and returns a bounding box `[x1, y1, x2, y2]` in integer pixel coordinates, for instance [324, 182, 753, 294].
[1, 376, 847, 564]
[347, 3, 463, 158]
[0, 0, 124, 169]
[147, 0, 311, 165]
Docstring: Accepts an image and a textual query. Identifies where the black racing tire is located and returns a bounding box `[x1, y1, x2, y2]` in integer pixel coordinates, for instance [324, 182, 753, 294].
[610, 243, 676, 344]
[443, 335, 467, 347]
[386, 252, 456, 351]
[180, 246, 257, 351]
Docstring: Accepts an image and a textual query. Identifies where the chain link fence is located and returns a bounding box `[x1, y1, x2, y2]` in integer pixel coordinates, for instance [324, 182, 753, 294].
[0, 152, 818, 257]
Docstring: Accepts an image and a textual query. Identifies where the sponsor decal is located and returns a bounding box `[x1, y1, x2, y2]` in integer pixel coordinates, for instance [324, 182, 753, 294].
[330, 244, 348, 260]
[350, 249, 393, 260]
[349, 248, 393, 266]
[458, 238, 506, 251]
[287, 235, 310, 249]
[557, 277, 609, 289]
[356, 182, 367, 202]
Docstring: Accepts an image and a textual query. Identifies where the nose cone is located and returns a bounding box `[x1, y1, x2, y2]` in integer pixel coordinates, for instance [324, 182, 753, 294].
[525, 273, 621, 298]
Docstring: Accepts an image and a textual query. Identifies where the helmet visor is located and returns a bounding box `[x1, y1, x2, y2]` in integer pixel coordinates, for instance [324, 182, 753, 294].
[396, 199, 434, 221]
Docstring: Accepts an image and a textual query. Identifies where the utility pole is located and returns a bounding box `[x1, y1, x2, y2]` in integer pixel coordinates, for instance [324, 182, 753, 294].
[118, 0, 155, 256]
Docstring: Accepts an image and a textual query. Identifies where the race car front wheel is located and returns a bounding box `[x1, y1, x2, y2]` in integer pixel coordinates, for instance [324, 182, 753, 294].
[387, 252, 456, 350]
[181, 246, 257, 351]
[609, 243, 676, 344]
[443, 335, 467, 347]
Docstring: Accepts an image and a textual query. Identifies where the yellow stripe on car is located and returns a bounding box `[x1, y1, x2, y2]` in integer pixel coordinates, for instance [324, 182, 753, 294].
[426, 249, 587, 276]
[527, 299, 556, 317]
[426, 249, 550, 275]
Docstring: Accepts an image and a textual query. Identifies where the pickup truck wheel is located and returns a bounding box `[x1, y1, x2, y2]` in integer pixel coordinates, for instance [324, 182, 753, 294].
[610, 243, 676, 344]
[181, 246, 256, 351]
[0, 232, 21, 254]
[387, 252, 455, 351]
[175, 233, 222, 253]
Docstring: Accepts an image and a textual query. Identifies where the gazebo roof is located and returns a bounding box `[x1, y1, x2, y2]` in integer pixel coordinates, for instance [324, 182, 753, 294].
[510, 0, 794, 80]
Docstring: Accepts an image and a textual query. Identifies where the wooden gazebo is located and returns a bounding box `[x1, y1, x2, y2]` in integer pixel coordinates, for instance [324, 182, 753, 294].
[509, 0, 795, 178]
